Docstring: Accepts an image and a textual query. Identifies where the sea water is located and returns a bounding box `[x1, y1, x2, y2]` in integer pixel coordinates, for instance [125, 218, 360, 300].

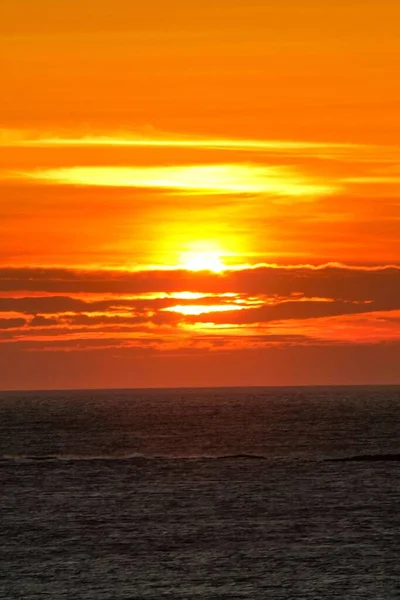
[1, 386, 399, 599]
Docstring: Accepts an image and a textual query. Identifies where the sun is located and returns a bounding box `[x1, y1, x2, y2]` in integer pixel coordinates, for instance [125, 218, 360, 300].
[180, 250, 226, 273]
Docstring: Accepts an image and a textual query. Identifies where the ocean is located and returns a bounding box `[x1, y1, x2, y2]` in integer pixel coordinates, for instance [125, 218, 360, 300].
[1, 386, 399, 599]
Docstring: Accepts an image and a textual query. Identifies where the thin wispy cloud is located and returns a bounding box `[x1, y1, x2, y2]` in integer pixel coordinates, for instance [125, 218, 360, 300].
[0, 128, 366, 154]
[13, 164, 338, 198]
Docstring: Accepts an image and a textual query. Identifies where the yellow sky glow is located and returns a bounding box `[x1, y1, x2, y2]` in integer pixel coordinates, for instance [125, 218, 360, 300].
[179, 251, 226, 273]
[162, 304, 248, 316]
[1, 0, 400, 387]
[16, 164, 337, 197]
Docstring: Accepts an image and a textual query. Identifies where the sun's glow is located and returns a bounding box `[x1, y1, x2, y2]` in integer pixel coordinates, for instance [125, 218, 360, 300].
[162, 304, 247, 316]
[179, 251, 226, 273]
[170, 291, 207, 300]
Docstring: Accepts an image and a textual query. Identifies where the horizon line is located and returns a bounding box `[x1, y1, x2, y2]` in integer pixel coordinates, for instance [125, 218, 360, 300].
[2, 382, 400, 394]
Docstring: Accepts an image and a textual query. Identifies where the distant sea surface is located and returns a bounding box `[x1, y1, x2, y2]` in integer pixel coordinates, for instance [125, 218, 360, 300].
[1, 386, 399, 599]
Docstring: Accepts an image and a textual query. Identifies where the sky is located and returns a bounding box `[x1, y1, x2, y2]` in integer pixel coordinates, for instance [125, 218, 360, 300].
[1, 0, 400, 389]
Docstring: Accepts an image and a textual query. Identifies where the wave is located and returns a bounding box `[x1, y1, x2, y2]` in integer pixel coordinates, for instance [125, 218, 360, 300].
[326, 453, 400, 463]
[3, 452, 399, 465]
[0, 452, 270, 464]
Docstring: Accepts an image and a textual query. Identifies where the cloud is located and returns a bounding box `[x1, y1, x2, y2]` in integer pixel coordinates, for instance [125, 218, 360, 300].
[29, 315, 61, 327]
[0, 317, 27, 329]
[1, 263, 399, 299]
[0, 296, 89, 313]
[0, 264, 399, 350]
[180, 299, 375, 325]
[0, 128, 364, 155]
[62, 313, 150, 326]
[8, 164, 337, 199]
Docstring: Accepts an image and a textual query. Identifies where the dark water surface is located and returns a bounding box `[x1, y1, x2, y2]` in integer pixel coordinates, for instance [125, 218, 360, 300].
[1, 386, 399, 598]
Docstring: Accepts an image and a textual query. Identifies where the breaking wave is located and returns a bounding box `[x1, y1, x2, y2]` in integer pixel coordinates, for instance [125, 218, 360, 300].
[0, 452, 270, 464]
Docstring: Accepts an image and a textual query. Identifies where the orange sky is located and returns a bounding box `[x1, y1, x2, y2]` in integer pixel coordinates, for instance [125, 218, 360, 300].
[1, 0, 399, 388]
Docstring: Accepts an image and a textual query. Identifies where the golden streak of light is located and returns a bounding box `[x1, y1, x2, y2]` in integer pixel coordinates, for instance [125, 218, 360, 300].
[170, 291, 208, 300]
[343, 176, 400, 184]
[0, 129, 364, 153]
[162, 304, 249, 316]
[16, 164, 338, 197]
